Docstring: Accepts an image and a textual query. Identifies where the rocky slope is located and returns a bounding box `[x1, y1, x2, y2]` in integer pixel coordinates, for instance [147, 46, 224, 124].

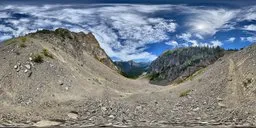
[0, 29, 156, 127]
[114, 60, 149, 78]
[0, 29, 256, 127]
[148, 46, 225, 85]
[30, 28, 119, 72]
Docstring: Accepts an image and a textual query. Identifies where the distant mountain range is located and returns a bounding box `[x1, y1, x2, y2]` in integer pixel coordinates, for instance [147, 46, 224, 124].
[114, 60, 150, 78]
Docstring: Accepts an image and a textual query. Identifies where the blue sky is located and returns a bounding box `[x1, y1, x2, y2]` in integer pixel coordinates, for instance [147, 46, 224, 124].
[0, 0, 256, 61]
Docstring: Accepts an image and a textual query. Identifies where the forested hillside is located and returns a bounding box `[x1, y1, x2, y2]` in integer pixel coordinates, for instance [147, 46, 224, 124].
[148, 46, 225, 85]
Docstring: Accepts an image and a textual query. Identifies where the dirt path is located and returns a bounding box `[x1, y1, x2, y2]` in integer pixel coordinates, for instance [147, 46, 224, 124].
[227, 58, 245, 106]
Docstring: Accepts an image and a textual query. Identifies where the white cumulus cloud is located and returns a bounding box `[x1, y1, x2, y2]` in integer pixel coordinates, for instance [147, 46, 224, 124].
[241, 37, 256, 43]
[227, 37, 236, 42]
[243, 25, 256, 31]
[166, 40, 178, 47]
[187, 9, 238, 36]
[211, 40, 223, 47]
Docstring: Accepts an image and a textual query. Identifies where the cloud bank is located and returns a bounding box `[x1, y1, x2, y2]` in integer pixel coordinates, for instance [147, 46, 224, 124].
[0, 4, 255, 61]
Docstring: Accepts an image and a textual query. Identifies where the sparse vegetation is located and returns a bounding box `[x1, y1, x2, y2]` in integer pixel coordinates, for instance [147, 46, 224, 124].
[146, 73, 160, 81]
[55, 28, 73, 39]
[4, 39, 16, 45]
[32, 54, 44, 63]
[227, 49, 239, 51]
[14, 51, 20, 55]
[149, 46, 225, 85]
[243, 78, 253, 88]
[42, 48, 53, 58]
[20, 37, 27, 43]
[19, 42, 26, 48]
[174, 78, 185, 84]
[174, 69, 204, 84]
[114, 61, 150, 79]
[36, 29, 52, 34]
[163, 50, 175, 56]
[179, 90, 192, 97]
[187, 68, 205, 81]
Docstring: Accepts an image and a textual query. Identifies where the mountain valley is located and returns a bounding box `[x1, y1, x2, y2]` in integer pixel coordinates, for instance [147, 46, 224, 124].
[0, 29, 256, 127]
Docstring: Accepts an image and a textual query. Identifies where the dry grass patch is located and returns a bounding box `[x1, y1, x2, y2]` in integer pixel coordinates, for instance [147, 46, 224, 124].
[179, 90, 192, 97]
[42, 48, 53, 59]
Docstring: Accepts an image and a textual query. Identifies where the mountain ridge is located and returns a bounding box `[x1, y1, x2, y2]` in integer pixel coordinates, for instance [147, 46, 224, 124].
[28, 28, 119, 72]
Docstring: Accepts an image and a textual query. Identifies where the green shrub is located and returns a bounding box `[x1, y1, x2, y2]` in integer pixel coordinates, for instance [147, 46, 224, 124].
[187, 68, 205, 81]
[179, 90, 191, 97]
[32, 54, 44, 63]
[42, 49, 53, 58]
[37, 29, 51, 34]
[20, 37, 27, 42]
[175, 78, 185, 84]
[146, 73, 160, 81]
[19, 42, 26, 48]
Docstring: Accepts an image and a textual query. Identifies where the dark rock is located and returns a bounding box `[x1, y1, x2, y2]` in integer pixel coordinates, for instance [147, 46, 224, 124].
[27, 72, 32, 77]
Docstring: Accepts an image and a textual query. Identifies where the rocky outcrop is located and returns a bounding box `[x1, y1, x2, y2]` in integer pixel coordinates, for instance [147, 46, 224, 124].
[148, 46, 225, 85]
[29, 28, 118, 71]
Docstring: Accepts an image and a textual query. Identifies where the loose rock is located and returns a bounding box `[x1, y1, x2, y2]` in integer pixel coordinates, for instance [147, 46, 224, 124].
[24, 64, 31, 70]
[67, 112, 78, 120]
[33, 120, 62, 127]
[14, 65, 18, 69]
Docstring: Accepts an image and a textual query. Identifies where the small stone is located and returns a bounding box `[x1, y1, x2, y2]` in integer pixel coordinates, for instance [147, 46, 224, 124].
[29, 62, 34, 67]
[158, 120, 168, 124]
[24, 69, 28, 73]
[58, 81, 64, 85]
[104, 123, 113, 126]
[210, 120, 216, 123]
[193, 107, 200, 112]
[101, 107, 107, 112]
[33, 120, 62, 127]
[199, 121, 209, 125]
[14, 65, 18, 69]
[108, 115, 115, 119]
[196, 117, 201, 120]
[29, 57, 33, 61]
[218, 103, 226, 108]
[217, 97, 223, 101]
[50, 64, 54, 67]
[25, 99, 32, 105]
[67, 112, 78, 120]
[136, 106, 142, 110]
[28, 72, 32, 77]
[25, 64, 31, 70]
[65, 87, 69, 90]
